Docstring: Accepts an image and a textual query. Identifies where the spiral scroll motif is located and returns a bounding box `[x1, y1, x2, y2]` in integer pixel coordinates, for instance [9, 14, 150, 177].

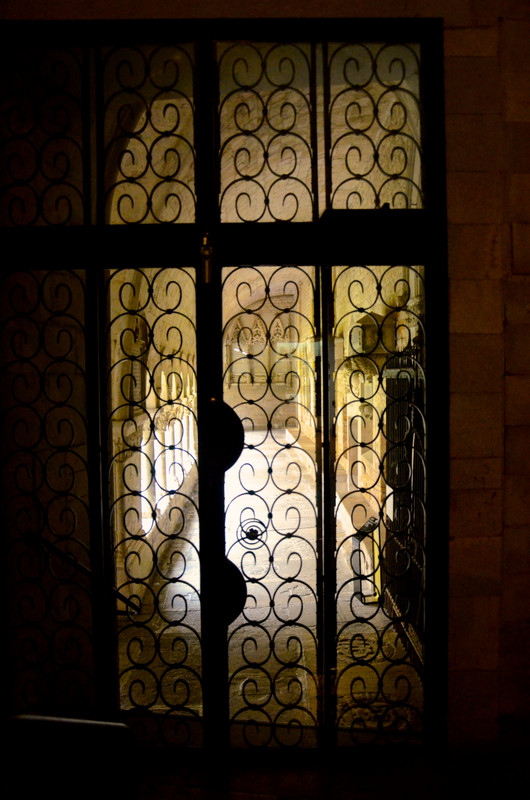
[107, 267, 201, 745]
[333, 265, 425, 744]
[328, 44, 423, 209]
[218, 43, 315, 222]
[0, 48, 85, 225]
[223, 265, 319, 746]
[1, 270, 95, 713]
[103, 45, 196, 224]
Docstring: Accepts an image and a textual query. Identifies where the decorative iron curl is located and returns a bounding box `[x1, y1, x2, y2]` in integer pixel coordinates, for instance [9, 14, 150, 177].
[329, 42, 423, 210]
[0, 47, 85, 226]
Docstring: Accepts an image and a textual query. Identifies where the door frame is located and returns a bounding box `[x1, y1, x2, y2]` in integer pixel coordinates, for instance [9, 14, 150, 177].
[1, 17, 448, 752]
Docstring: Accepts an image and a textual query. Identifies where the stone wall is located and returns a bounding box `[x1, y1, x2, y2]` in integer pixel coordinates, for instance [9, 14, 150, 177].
[3, 0, 530, 749]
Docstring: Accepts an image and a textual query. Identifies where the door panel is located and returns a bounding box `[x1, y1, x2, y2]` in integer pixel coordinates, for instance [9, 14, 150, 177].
[106, 261, 427, 746]
[217, 42, 316, 223]
[333, 264, 425, 744]
[222, 265, 319, 747]
[107, 266, 202, 745]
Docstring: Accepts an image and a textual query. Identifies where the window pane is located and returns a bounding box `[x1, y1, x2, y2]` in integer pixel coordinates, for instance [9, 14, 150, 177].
[328, 44, 422, 209]
[222, 265, 319, 746]
[0, 47, 85, 225]
[1, 270, 94, 711]
[103, 45, 196, 224]
[333, 264, 425, 744]
[107, 267, 202, 744]
[218, 43, 315, 222]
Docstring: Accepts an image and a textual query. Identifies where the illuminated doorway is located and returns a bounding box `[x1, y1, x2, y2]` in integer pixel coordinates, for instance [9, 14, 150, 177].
[0, 20, 443, 748]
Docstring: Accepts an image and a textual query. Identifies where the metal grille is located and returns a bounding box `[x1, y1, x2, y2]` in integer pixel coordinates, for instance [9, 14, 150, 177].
[2, 22, 443, 749]
[103, 45, 196, 224]
[333, 265, 425, 743]
[1, 270, 95, 713]
[222, 265, 319, 746]
[107, 267, 201, 745]
[218, 43, 316, 222]
[327, 44, 423, 209]
[0, 47, 86, 225]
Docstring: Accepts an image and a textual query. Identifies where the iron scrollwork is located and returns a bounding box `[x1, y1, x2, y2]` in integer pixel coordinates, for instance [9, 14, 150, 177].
[333, 264, 426, 744]
[223, 265, 319, 747]
[1, 270, 94, 714]
[103, 45, 196, 224]
[107, 267, 202, 746]
[0, 47, 85, 226]
[328, 43, 423, 210]
[218, 42, 315, 223]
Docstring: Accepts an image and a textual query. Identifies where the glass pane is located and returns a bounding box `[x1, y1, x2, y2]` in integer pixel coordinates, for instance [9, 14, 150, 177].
[333, 265, 425, 744]
[107, 267, 201, 746]
[0, 47, 85, 225]
[218, 43, 315, 222]
[328, 44, 422, 209]
[103, 45, 196, 224]
[1, 270, 95, 712]
[222, 265, 319, 746]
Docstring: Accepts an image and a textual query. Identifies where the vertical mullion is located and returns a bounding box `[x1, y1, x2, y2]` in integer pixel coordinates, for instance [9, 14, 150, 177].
[85, 262, 118, 718]
[195, 36, 230, 757]
[320, 263, 336, 749]
[94, 43, 106, 228]
[85, 42, 118, 717]
[419, 22, 448, 751]
[313, 266, 325, 747]
[81, 45, 92, 227]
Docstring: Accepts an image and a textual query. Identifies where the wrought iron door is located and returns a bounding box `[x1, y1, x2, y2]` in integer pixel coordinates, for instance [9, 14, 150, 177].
[2, 20, 447, 750]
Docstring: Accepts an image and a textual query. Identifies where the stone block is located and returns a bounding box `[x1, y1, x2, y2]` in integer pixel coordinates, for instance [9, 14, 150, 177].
[504, 474, 530, 525]
[505, 71, 530, 122]
[505, 324, 530, 374]
[450, 279, 503, 333]
[499, 669, 530, 719]
[501, 572, 530, 631]
[448, 669, 499, 722]
[500, 620, 530, 669]
[447, 173, 502, 224]
[470, 0, 502, 25]
[447, 716, 499, 747]
[502, 0, 530, 18]
[445, 58, 501, 116]
[505, 276, 530, 322]
[404, 0, 472, 25]
[446, 114, 501, 172]
[448, 223, 504, 278]
[503, 524, 530, 573]
[450, 457, 502, 489]
[513, 223, 530, 274]
[505, 125, 530, 174]
[449, 595, 499, 670]
[450, 333, 503, 391]
[505, 425, 530, 474]
[449, 536, 501, 597]
[502, 19, 530, 72]
[505, 375, 530, 424]
[450, 488, 503, 537]
[444, 26, 498, 57]
[508, 174, 530, 222]
[450, 392, 504, 457]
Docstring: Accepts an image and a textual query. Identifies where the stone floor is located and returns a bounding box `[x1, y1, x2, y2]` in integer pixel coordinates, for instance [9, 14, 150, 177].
[132, 747, 524, 800]
[6, 715, 525, 800]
